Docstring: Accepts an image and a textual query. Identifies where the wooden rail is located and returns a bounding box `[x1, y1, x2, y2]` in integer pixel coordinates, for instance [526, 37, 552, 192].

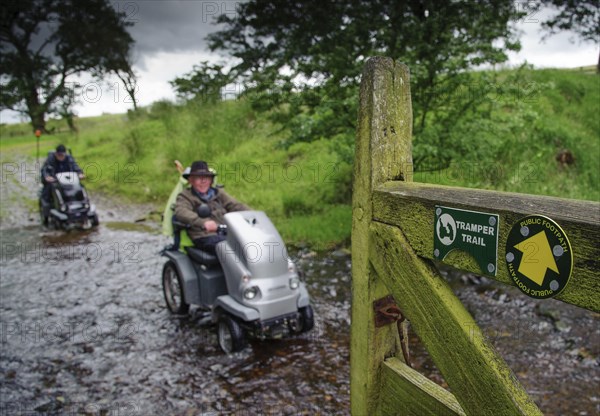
[350, 57, 600, 415]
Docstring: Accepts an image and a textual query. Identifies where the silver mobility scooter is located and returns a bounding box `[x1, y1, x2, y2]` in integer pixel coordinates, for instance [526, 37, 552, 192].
[162, 209, 314, 353]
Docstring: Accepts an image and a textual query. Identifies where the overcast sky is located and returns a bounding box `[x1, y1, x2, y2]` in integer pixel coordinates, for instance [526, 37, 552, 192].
[1, 1, 598, 125]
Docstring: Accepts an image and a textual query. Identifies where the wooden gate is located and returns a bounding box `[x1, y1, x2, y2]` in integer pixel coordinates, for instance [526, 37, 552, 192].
[350, 57, 599, 415]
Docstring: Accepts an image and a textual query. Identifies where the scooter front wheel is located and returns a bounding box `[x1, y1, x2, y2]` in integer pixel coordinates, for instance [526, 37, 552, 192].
[299, 305, 315, 332]
[39, 199, 48, 226]
[217, 314, 247, 354]
[162, 261, 190, 315]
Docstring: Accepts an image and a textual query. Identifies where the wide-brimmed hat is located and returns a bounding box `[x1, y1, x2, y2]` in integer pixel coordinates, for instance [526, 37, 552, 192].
[184, 160, 216, 179]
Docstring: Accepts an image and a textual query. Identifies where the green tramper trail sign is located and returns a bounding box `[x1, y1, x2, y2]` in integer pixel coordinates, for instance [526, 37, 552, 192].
[434, 206, 499, 276]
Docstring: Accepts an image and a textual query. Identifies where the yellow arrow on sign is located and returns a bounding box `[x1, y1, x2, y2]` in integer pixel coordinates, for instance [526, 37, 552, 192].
[514, 231, 559, 286]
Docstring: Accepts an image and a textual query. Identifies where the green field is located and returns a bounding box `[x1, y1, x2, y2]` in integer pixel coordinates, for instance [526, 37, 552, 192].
[1, 66, 598, 248]
[414, 66, 600, 201]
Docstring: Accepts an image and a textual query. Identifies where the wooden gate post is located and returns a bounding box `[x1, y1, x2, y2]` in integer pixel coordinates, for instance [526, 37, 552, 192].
[351, 57, 413, 415]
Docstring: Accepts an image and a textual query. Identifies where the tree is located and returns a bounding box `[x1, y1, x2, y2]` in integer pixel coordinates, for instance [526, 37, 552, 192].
[0, 0, 135, 132]
[108, 47, 139, 111]
[206, 0, 524, 170]
[170, 61, 232, 103]
[541, 0, 600, 72]
[115, 65, 139, 111]
[56, 79, 79, 133]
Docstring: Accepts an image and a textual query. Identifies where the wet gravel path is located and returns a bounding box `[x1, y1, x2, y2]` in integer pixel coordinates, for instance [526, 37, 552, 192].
[0, 224, 352, 415]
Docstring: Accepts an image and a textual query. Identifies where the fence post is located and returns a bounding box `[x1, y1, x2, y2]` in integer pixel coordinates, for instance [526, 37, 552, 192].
[351, 57, 413, 415]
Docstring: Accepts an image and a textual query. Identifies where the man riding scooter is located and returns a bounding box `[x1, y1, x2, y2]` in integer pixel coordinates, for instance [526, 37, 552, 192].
[174, 160, 249, 253]
[163, 160, 314, 353]
[39, 144, 97, 229]
[41, 144, 84, 206]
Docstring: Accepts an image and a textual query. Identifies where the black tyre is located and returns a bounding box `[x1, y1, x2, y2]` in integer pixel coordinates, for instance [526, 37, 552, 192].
[162, 261, 189, 315]
[91, 214, 99, 227]
[39, 199, 48, 226]
[299, 305, 315, 333]
[48, 216, 60, 230]
[217, 314, 247, 354]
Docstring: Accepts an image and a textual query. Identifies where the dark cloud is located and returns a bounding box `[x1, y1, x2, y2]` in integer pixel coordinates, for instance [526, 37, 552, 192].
[112, 0, 240, 67]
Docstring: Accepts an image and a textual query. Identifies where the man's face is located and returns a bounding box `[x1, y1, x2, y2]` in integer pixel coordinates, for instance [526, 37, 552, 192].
[55, 152, 66, 161]
[190, 175, 212, 194]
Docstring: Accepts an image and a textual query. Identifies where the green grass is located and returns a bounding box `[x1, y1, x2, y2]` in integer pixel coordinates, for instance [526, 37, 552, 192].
[1, 66, 598, 247]
[0, 100, 354, 247]
[414, 67, 600, 201]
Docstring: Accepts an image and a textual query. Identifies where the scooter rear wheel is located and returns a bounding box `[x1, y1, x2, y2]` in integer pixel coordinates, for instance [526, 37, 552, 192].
[162, 261, 189, 314]
[217, 314, 247, 354]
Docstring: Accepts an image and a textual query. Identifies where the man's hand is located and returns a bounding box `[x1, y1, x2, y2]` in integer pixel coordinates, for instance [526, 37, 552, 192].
[174, 160, 184, 174]
[45, 176, 55, 183]
[203, 220, 218, 233]
[78, 173, 85, 180]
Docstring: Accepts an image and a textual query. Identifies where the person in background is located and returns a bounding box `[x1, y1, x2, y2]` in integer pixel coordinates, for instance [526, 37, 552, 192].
[40, 144, 84, 204]
[174, 160, 249, 254]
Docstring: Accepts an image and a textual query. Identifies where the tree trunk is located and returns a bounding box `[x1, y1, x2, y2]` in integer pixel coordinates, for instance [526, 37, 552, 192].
[26, 87, 47, 133]
[128, 87, 138, 111]
[30, 110, 46, 134]
[117, 71, 138, 111]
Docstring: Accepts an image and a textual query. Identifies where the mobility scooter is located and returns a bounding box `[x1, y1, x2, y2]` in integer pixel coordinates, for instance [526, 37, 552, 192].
[162, 208, 314, 354]
[39, 170, 99, 230]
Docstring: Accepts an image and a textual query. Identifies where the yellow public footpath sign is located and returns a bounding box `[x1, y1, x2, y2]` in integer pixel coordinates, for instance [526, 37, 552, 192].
[505, 215, 573, 299]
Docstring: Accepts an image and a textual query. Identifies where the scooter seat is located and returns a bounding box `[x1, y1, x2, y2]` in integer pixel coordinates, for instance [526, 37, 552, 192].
[186, 247, 220, 266]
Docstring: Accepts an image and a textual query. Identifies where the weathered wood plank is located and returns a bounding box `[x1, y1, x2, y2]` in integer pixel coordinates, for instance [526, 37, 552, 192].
[351, 57, 414, 415]
[379, 358, 466, 416]
[373, 181, 600, 312]
[370, 221, 543, 416]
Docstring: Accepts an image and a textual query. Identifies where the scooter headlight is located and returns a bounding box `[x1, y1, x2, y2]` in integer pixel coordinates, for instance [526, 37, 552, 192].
[289, 278, 300, 290]
[243, 286, 259, 300]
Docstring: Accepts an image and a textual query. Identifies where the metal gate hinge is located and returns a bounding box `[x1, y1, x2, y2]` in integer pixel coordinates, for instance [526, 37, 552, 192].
[374, 295, 404, 327]
[373, 295, 411, 367]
